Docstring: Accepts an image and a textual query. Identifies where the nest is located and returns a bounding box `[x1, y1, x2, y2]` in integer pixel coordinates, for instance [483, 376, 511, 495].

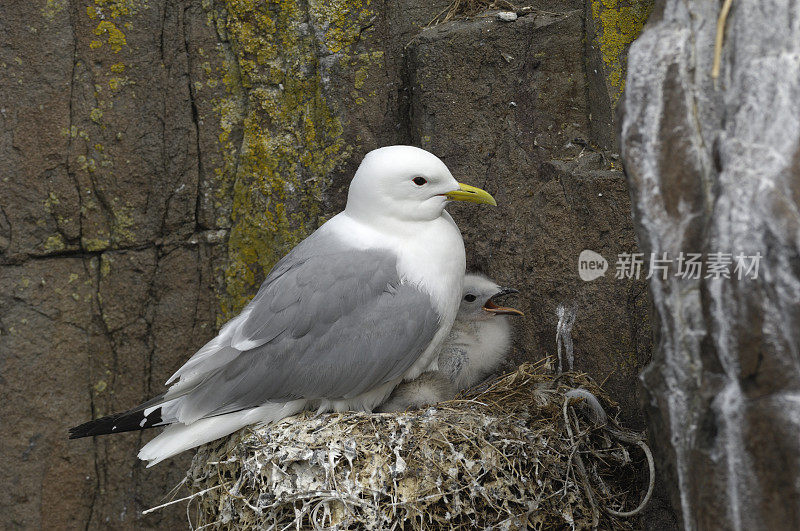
[180, 363, 653, 529]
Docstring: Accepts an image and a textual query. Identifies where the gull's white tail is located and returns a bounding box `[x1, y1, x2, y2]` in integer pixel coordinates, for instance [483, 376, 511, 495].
[138, 400, 306, 467]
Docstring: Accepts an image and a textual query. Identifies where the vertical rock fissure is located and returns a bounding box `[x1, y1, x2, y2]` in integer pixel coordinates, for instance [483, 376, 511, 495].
[157, 2, 171, 239]
[398, 48, 413, 145]
[0, 205, 12, 256]
[67, 2, 83, 250]
[135, 247, 163, 514]
[183, 5, 205, 232]
[82, 254, 101, 530]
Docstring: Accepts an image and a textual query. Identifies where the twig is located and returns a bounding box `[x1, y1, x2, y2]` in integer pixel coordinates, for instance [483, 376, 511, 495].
[605, 440, 655, 518]
[712, 0, 734, 83]
[564, 397, 600, 527]
[142, 484, 226, 515]
[564, 395, 656, 521]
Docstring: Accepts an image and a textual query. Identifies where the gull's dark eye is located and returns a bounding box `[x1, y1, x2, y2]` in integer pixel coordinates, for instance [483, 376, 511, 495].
[463, 294, 477, 302]
[412, 176, 427, 186]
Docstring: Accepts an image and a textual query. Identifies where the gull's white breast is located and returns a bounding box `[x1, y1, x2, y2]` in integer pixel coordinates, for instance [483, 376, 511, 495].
[322, 211, 465, 381]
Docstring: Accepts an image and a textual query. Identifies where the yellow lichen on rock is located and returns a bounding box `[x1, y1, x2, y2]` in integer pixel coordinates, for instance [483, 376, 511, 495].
[309, 0, 374, 54]
[109, 200, 137, 245]
[93, 0, 141, 19]
[83, 237, 111, 252]
[75, 0, 142, 254]
[44, 234, 66, 252]
[93, 21, 127, 53]
[208, 0, 372, 321]
[591, 0, 653, 105]
[41, 0, 67, 21]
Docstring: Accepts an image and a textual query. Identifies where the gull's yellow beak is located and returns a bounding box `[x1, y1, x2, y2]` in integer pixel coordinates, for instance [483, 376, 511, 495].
[444, 183, 497, 206]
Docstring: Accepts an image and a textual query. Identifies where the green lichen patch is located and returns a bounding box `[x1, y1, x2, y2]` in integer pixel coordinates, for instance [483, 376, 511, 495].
[89, 107, 104, 123]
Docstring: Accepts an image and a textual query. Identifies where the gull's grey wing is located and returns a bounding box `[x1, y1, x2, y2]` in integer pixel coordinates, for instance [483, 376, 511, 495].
[164, 230, 441, 423]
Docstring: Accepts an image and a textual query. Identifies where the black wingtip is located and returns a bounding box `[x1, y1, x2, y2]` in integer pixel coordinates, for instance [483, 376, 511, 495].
[69, 407, 164, 439]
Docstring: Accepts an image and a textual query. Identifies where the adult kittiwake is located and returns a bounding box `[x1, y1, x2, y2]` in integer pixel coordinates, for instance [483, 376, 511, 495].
[378, 273, 523, 412]
[69, 145, 496, 466]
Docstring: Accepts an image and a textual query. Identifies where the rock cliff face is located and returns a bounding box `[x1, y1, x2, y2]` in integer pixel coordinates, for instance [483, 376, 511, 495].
[1, 0, 654, 527]
[621, 1, 800, 528]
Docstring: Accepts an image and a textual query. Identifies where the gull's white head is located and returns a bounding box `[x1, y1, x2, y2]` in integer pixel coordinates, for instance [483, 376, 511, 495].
[346, 145, 496, 223]
[458, 273, 524, 322]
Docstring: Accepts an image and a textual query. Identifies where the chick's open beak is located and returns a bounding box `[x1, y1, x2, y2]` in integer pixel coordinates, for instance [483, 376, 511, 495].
[483, 287, 524, 316]
[444, 183, 497, 206]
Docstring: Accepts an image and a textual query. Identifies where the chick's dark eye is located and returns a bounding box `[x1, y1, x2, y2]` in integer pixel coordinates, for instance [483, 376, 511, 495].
[463, 294, 477, 302]
[412, 176, 427, 186]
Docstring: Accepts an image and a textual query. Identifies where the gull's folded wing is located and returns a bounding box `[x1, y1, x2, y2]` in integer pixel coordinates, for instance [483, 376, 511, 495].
[161, 230, 440, 424]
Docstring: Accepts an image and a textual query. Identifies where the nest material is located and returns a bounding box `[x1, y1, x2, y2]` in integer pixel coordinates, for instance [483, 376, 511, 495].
[184, 363, 652, 529]
[427, 0, 553, 26]
[429, 0, 516, 25]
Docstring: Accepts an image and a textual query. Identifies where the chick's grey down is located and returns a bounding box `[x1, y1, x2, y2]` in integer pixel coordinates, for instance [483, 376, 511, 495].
[378, 273, 522, 412]
[68, 145, 497, 466]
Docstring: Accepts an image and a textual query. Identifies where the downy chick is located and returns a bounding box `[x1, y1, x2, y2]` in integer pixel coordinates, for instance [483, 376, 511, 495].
[378, 274, 522, 412]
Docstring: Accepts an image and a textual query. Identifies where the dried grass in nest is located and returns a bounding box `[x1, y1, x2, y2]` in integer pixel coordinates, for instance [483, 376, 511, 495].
[175, 362, 653, 529]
